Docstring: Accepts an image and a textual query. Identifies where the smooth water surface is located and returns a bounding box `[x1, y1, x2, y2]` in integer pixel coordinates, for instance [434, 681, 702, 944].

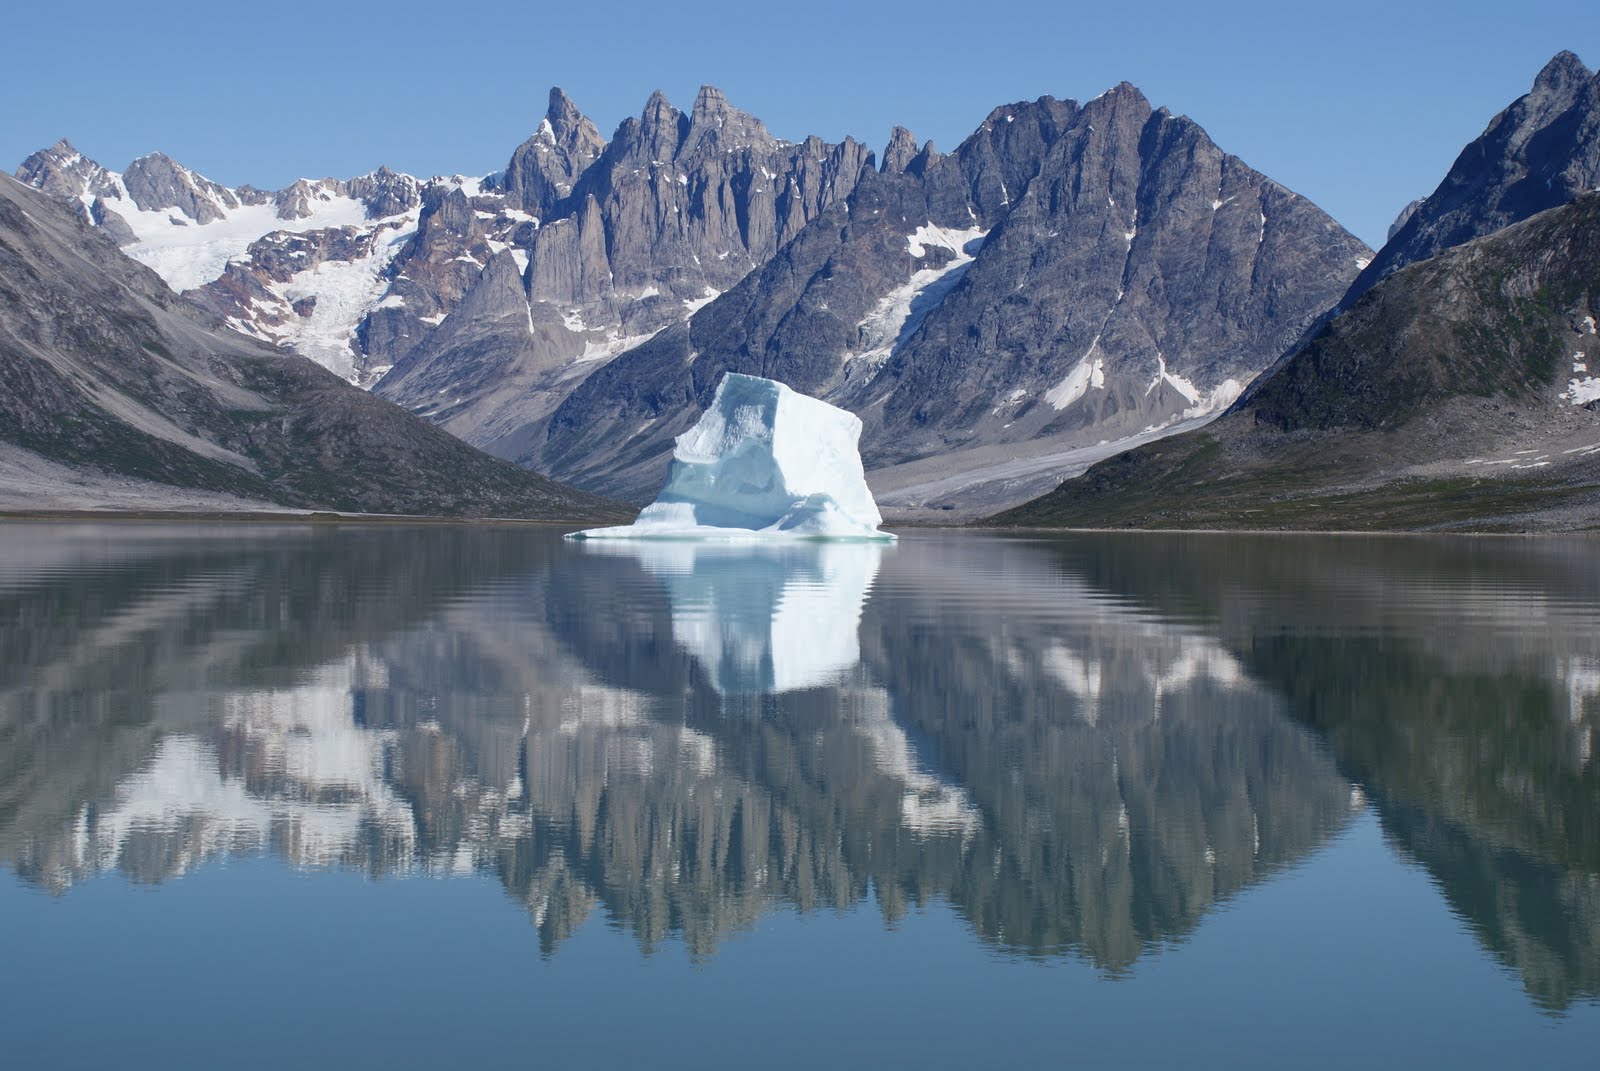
[1, 523, 1597, 1068]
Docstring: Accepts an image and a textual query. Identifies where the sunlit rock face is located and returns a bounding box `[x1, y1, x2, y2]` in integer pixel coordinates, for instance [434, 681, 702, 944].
[575, 374, 892, 541]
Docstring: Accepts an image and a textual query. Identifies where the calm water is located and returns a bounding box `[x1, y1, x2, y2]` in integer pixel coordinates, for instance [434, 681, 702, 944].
[1, 523, 1597, 1068]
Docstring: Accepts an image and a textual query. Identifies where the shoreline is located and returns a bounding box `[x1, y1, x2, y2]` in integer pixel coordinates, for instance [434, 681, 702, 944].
[0, 507, 1593, 538]
[0, 509, 601, 527]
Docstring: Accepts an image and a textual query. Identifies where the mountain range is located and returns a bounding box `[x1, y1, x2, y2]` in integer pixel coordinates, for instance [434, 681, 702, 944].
[14, 80, 1369, 518]
[1000, 52, 1600, 531]
[8, 51, 1599, 528]
[0, 173, 624, 519]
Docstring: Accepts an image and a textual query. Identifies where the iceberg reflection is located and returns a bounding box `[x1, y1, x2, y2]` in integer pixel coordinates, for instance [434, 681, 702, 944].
[577, 540, 884, 695]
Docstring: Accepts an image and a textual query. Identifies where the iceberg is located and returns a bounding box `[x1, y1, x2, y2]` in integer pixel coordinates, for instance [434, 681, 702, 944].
[572, 373, 894, 541]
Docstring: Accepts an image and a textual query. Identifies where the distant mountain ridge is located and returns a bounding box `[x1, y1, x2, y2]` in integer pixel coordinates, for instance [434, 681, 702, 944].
[16, 81, 1369, 516]
[534, 84, 1370, 511]
[0, 173, 625, 518]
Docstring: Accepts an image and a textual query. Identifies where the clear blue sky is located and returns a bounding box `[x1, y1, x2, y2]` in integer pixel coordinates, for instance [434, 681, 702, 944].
[6, 0, 1596, 248]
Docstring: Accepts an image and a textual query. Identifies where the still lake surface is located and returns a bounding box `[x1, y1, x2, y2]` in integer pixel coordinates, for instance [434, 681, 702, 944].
[1, 522, 1597, 1068]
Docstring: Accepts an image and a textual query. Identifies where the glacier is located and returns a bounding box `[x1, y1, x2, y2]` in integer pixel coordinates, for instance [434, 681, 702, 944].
[573, 373, 894, 541]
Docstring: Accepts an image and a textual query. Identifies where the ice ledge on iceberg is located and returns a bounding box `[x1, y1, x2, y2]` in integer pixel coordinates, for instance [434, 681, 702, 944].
[571, 373, 895, 542]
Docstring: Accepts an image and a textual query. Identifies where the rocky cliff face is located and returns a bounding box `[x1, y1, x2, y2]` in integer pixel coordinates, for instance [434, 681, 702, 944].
[0, 174, 624, 519]
[373, 85, 876, 452]
[539, 85, 1370, 509]
[1346, 51, 1600, 304]
[994, 191, 1600, 531]
[17, 86, 877, 445]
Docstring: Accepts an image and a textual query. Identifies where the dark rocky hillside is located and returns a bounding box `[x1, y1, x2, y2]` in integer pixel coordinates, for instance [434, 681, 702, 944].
[993, 194, 1600, 531]
[1344, 51, 1600, 305]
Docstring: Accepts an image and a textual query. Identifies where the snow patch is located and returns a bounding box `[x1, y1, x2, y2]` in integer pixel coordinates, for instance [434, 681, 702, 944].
[854, 226, 988, 365]
[683, 286, 720, 314]
[120, 196, 375, 292]
[1561, 376, 1600, 405]
[1044, 353, 1106, 410]
[905, 223, 986, 260]
[266, 213, 420, 381]
[1182, 377, 1245, 419]
[575, 328, 660, 365]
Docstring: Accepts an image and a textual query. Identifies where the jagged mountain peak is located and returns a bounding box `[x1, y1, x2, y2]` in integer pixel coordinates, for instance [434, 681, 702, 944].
[691, 84, 729, 115]
[683, 84, 772, 155]
[1079, 81, 1153, 122]
[540, 86, 604, 153]
[502, 89, 606, 218]
[640, 88, 680, 125]
[122, 151, 240, 223]
[1344, 48, 1600, 304]
[629, 89, 688, 161]
[15, 139, 121, 208]
[1532, 49, 1592, 93]
[1102, 80, 1149, 102]
[881, 126, 918, 173]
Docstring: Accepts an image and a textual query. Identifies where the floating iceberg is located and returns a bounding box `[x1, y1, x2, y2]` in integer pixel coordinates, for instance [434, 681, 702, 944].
[572, 373, 894, 541]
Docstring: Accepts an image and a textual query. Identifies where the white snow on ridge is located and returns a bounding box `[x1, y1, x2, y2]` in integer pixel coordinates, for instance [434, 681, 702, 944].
[1044, 353, 1106, 410]
[854, 225, 988, 365]
[119, 196, 376, 293]
[905, 223, 986, 259]
[269, 214, 422, 382]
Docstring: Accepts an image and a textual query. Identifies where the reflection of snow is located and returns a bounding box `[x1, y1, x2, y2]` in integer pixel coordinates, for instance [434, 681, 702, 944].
[1560, 656, 1600, 767]
[853, 691, 980, 838]
[63, 655, 417, 884]
[1561, 656, 1600, 720]
[582, 540, 885, 694]
[1041, 631, 1245, 725]
[1043, 645, 1104, 723]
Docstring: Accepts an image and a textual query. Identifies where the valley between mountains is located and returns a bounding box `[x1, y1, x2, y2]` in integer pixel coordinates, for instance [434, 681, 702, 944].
[7, 51, 1600, 530]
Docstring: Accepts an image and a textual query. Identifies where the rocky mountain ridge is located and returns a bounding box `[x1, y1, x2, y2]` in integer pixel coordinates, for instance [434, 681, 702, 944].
[994, 192, 1600, 531]
[535, 84, 1370, 511]
[0, 173, 625, 518]
[1344, 51, 1600, 306]
[16, 85, 876, 408]
[17, 82, 1369, 516]
[997, 51, 1600, 533]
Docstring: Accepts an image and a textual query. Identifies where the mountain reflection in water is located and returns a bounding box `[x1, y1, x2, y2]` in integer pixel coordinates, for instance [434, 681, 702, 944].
[0, 524, 1595, 1008]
